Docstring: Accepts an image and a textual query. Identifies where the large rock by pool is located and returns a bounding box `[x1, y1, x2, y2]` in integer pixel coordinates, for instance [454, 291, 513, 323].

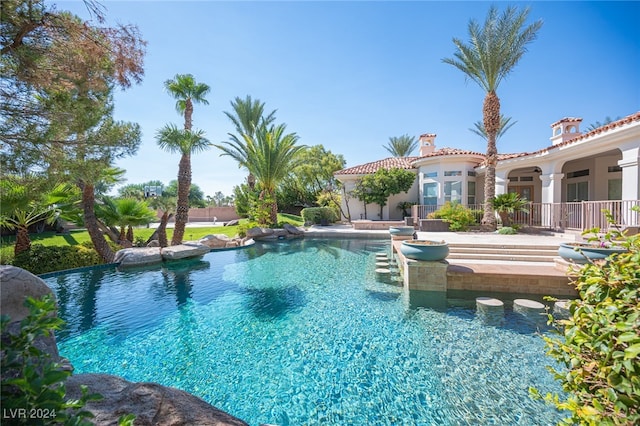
[114, 247, 162, 267]
[161, 242, 211, 260]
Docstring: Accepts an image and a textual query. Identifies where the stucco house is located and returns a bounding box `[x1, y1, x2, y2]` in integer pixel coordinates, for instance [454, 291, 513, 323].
[334, 111, 640, 231]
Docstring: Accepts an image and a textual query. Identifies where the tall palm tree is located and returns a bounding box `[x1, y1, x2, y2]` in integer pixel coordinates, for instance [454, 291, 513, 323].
[215, 123, 305, 225]
[164, 74, 211, 131]
[383, 134, 418, 157]
[162, 74, 210, 244]
[469, 115, 517, 142]
[223, 95, 277, 189]
[156, 124, 210, 245]
[443, 5, 542, 229]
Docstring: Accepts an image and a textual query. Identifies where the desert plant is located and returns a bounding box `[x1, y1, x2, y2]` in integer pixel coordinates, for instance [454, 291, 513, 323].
[428, 202, 476, 231]
[301, 207, 337, 225]
[532, 208, 640, 424]
[497, 226, 517, 234]
[490, 192, 529, 227]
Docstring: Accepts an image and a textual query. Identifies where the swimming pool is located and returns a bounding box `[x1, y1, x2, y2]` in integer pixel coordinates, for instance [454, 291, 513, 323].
[45, 238, 565, 425]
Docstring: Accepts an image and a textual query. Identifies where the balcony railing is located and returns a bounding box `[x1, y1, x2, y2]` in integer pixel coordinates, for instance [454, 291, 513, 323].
[411, 200, 640, 232]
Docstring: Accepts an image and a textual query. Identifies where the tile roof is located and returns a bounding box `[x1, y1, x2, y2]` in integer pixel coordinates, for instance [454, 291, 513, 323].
[335, 157, 418, 175]
[413, 147, 484, 160]
[535, 111, 640, 155]
[335, 111, 640, 176]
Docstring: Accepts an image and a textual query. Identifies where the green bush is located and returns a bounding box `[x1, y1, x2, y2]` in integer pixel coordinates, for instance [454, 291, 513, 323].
[12, 244, 103, 275]
[532, 209, 640, 424]
[301, 207, 337, 225]
[497, 226, 517, 234]
[427, 202, 476, 231]
[1, 295, 102, 425]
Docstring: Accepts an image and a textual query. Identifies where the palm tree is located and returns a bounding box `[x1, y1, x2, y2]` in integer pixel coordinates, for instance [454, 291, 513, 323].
[156, 124, 210, 245]
[96, 197, 157, 246]
[443, 5, 542, 229]
[215, 123, 305, 225]
[164, 74, 211, 131]
[383, 134, 418, 157]
[490, 192, 529, 227]
[0, 177, 75, 255]
[469, 115, 517, 142]
[223, 95, 277, 188]
[162, 74, 210, 244]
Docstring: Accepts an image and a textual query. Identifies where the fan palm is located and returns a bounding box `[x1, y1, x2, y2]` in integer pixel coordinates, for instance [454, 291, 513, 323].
[215, 123, 305, 225]
[224, 95, 276, 189]
[164, 73, 210, 131]
[96, 197, 157, 246]
[156, 124, 210, 245]
[0, 177, 75, 255]
[490, 192, 530, 227]
[383, 134, 418, 157]
[443, 5, 542, 229]
[469, 115, 517, 142]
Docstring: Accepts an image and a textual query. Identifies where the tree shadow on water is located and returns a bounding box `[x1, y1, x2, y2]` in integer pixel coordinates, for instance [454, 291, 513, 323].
[242, 286, 307, 320]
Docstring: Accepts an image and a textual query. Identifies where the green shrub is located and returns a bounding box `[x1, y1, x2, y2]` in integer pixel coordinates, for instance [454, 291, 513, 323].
[237, 221, 260, 238]
[301, 207, 337, 225]
[532, 208, 640, 424]
[427, 202, 476, 231]
[12, 244, 103, 275]
[497, 226, 517, 234]
[1, 295, 102, 425]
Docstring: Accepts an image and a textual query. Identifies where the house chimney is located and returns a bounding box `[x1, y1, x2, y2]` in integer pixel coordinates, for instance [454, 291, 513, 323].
[419, 133, 436, 156]
[550, 117, 582, 145]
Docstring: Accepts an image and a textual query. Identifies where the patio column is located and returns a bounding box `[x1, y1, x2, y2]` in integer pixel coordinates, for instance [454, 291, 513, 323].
[540, 173, 564, 228]
[495, 171, 508, 195]
[619, 146, 639, 200]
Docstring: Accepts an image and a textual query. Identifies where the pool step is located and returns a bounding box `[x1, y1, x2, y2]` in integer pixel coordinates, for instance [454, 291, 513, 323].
[447, 243, 558, 262]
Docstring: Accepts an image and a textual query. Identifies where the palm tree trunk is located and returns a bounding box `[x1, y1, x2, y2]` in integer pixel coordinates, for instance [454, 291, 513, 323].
[481, 91, 500, 229]
[81, 183, 115, 263]
[270, 191, 278, 226]
[14, 226, 31, 256]
[172, 153, 191, 245]
[157, 211, 171, 248]
[126, 226, 134, 243]
[184, 99, 193, 131]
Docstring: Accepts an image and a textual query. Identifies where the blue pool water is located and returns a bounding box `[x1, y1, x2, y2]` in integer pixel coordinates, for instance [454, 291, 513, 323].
[45, 238, 565, 425]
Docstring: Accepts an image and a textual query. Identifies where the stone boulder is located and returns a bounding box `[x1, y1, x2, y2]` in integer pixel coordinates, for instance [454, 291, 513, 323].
[245, 227, 275, 239]
[225, 219, 239, 227]
[0, 265, 54, 322]
[65, 374, 248, 426]
[161, 243, 211, 261]
[0, 266, 62, 361]
[114, 247, 162, 267]
[283, 223, 305, 236]
[199, 234, 231, 249]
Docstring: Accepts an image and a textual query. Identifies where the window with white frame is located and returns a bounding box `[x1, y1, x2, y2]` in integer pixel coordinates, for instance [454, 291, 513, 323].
[467, 181, 476, 205]
[423, 182, 438, 205]
[444, 181, 462, 203]
[567, 181, 588, 201]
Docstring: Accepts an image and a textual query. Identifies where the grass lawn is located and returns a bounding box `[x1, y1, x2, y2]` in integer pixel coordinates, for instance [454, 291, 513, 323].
[0, 213, 304, 261]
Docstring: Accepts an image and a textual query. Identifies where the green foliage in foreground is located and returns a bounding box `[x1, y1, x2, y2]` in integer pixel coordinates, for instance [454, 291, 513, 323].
[427, 202, 477, 231]
[532, 209, 640, 425]
[1, 295, 102, 425]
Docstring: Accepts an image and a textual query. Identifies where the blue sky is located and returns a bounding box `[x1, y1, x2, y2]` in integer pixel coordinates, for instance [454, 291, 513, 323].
[58, 1, 640, 198]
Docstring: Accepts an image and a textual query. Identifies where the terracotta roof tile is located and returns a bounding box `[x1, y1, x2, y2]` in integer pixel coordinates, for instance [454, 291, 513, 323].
[536, 111, 640, 155]
[413, 147, 484, 160]
[335, 157, 418, 175]
[550, 117, 583, 127]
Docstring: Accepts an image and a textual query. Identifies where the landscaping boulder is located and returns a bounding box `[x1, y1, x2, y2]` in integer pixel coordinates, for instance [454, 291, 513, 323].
[283, 223, 305, 236]
[199, 234, 231, 249]
[225, 219, 239, 227]
[114, 247, 162, 267]
[0, 266, 62, 361]
[161, 243, 211, 261]
[65, 373, 249, 426]
[246, 227, 275, 239]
